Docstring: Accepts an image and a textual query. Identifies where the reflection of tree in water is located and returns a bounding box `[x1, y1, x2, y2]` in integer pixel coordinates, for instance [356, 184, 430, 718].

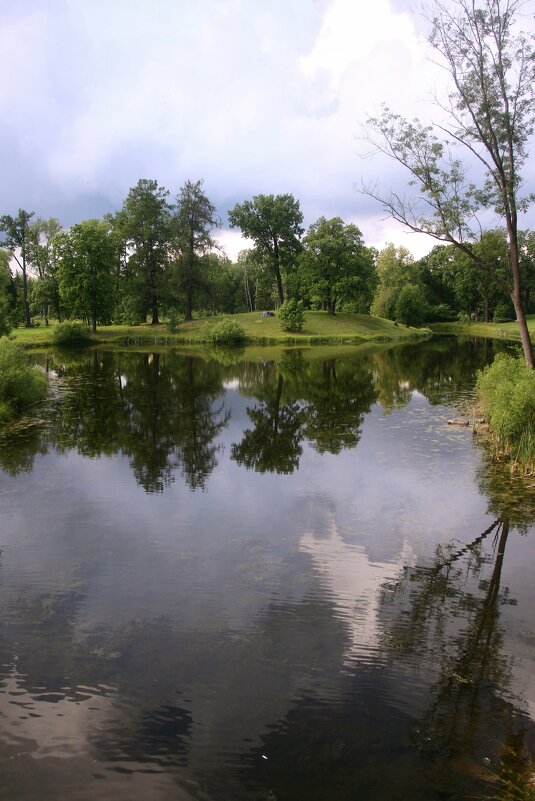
[0, 421, 48, 475]
[231, 354, 376, 473]
[302, 359, 377, 454]
[381, 506, 535, 795]
[371, 337, 504, 410]
[48, 351, 229, 493]
[231, 371, 306, 474]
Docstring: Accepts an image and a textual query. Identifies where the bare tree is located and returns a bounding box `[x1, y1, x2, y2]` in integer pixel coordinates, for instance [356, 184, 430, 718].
[362, 0, 535, 367]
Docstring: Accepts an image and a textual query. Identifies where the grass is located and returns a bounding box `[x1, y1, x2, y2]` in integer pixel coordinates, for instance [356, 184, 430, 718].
[12, 311, 429, 348]
[430, 315, 535, 342]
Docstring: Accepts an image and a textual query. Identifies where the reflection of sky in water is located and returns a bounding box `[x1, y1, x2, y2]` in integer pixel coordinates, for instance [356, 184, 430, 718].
[1, 344, 535, 800]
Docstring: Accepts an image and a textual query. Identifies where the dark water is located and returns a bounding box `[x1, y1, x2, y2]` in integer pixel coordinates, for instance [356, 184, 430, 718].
[1, 337, 534, 801]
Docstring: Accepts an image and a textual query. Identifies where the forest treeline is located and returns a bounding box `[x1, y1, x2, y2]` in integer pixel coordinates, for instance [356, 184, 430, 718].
[1, 178, 535, 333]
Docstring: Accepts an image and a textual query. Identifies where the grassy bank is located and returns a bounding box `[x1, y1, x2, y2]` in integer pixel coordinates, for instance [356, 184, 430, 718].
[12, 311, 429, 348]
[476, 353, 535, 474]
[431, 315, 535, 342]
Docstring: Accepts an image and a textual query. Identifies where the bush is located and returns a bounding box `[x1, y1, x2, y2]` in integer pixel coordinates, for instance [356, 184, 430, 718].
[204, 318, 247, 346]
[426, 303, 457, 322]
[0, 337, 47, 424]
[477, 353, 535, 470]
[493, 301, 515, 323]
[277, 299, 305, 332]
[53, 321, 91, 346]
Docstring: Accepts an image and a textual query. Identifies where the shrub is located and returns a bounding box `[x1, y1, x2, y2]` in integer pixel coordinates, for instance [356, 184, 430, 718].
[204, 318, 247, 346]
[0, 337, 47, 423]
[277, 299, 305, 332]
[477, 353, 535, 470]
[53, 321, 91, 346]
[426, 303, 457, 322]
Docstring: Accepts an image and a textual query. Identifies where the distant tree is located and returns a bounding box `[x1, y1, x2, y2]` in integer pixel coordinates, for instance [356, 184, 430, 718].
[0, 209, 34, 327]
[0, 250, 13, 335]
[228, 194, 303, 305]
[58, 219, 119, 332]
[27, 217, 63, 324]
[173, 179, 220, 321]
[300, 216, 375, 314]
[371, 244, 418, 320]
[114, 179, 173, 324]
[395, 284, 427, 327]
[363, 0, 535, 367]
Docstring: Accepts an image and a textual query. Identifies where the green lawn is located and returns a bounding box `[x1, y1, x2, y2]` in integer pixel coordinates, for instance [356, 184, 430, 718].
[430, 316, 535, 342]
[12, 311, 429, 348]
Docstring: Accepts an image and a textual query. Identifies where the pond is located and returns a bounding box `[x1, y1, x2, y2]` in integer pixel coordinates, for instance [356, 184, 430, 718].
[1, 337, 534, 801]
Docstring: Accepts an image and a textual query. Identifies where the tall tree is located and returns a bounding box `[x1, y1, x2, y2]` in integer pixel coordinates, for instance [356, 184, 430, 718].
[173, 179, 220, 321]
[57, 219, 118, 332]
[364, 0, 535, 367]
[115, 179, 173, 325]
[228, 193, 303, 305]
[27, 217, 63, 325]
[0, 209, 34, 327]
[300, 216, 375, 314]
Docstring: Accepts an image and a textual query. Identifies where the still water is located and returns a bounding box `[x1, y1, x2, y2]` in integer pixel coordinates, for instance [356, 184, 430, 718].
[1, 338, 534, 801]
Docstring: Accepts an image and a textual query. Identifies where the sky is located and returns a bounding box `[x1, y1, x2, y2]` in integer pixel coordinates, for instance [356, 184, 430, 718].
[1, 0, 534, 260]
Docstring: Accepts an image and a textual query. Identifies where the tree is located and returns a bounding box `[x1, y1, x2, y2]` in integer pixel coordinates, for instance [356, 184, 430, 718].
[58, 219, 118, 332]
[0, 209, 35, 327]
[371, 244, 418, 319]
[364, 0, 535, 367]
[300, 216, 375, 314]
[27, 217, 63, 324]
[114, 179, 173, 325]
[0, 250, 13, 335]
[228, 194, 303, 305]
[173, 179, 220, 321]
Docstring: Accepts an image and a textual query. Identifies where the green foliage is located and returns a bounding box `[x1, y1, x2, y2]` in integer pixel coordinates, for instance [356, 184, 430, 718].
[204, 317, 247, 345]
[278, 299, 305, 332]
[0, 337, 47, 423]
[477, 353, 535, 471]
[228, 193, 303, 304]
[52, 321, 91, 346]
[57, 219, 118, 332]
[395, 284, 427, 327]
[173, 179, 220, 321]
[300, 216, 376, 314]
[371, 244, 419, 320]
[166, 308, 180, 333]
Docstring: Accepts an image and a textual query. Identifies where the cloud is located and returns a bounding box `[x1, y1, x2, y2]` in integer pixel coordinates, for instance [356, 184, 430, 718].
[0, 0, 532, 259]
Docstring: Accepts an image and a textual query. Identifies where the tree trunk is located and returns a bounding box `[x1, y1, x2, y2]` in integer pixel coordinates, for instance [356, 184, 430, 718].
[22, 257, 31, 328]
[511, 291, 534, 368]
[151, 301, 159, 325]
[92, 310, 97, 334]
[507, 221, 534, 368]
[275, 268, 284, 306]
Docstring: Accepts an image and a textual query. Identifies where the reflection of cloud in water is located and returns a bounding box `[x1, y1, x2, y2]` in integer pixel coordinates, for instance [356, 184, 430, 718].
[1, 666, 114, 759]
[300, 516, 413, 666]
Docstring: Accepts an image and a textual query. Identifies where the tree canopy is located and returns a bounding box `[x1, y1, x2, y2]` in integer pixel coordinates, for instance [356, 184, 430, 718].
[228, 194, 303, 305]
[363, 0, 535, 366]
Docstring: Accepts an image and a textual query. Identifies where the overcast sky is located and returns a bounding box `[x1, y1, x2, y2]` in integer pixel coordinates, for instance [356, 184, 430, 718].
[1, 0, 534, 259]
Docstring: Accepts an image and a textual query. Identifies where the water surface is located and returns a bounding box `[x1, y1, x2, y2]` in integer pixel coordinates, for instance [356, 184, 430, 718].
[1, 338, 534, 801]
